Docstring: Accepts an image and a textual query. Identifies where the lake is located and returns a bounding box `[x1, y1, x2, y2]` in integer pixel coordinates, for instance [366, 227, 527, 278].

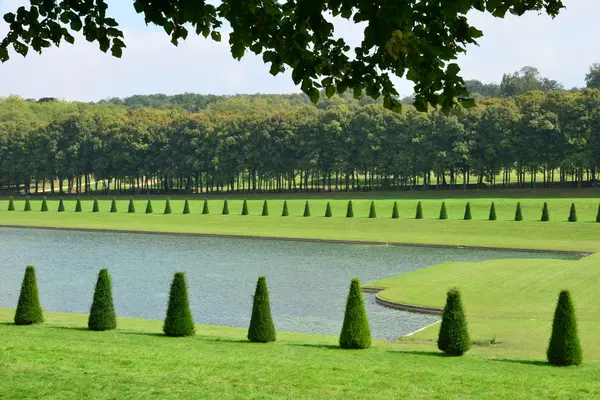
[0, 227, 578, 340]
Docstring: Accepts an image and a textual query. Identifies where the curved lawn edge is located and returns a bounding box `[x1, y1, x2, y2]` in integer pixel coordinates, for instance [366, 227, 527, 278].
[0, 224, 592, 256]
[361, 287, 443, 316]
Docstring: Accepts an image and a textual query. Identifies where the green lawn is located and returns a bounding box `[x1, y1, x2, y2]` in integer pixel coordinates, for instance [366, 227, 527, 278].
[1, 309, 600, 399]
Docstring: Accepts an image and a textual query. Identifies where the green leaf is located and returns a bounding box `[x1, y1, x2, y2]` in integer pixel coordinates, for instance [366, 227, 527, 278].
[325, 85, 335, 98]
[210, 31, 221, 42]
[308, 87, 319, 104]
[0, 47, 8, 62]
[111, 44, 123, 58]
[70, 17, 82, 31]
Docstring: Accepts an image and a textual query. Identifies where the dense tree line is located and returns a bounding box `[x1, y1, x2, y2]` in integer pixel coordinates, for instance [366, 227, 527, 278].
[1, 87, 600, 195]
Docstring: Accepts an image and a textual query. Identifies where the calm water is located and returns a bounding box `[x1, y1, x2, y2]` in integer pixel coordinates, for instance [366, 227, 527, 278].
[0, 228, 578, 340]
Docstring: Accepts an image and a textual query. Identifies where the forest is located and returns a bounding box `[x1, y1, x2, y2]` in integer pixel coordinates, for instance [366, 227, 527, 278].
[1, 66, 600, 195]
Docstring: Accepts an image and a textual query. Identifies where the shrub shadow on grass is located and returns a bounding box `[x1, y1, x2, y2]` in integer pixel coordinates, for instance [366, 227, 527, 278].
[48, 326, 95, 332]
[288, 343, 341, 350]
[489, 358, 548, 367]
[387, 349, 448, 358]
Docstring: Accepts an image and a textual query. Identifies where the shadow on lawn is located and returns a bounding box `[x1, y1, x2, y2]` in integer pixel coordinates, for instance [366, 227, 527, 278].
[489, 358, 549, 367]
[388, 349, 448, 358]
[288, 343, 340, 350]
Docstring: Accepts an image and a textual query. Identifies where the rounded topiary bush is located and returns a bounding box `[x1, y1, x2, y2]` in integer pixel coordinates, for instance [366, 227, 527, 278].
[145, 199, 153, 214]
[24, 196, 31, 212]
[8, 196, 15, 211]
[346, 200, 354, 218]
[547, 290, 582, 366]
[515, 202, 523, 221]
[41, 197, 49, 212]
[247, 276, 276, 343]
[92, 198, 99, 213]
[368, 201, 377, 218]
[202, 199, 209, 214]
[163, 272, 195, 337]
[568, 203, 577, 222]
[183, 199, 190, 214]
[437, 288, 470, 356]
[75, 198, 82, 212]
[463, 202, 472, 220]
[222, 199, 229, 215]
[58, 197, 65, 212]
[127, 198, 135, 213]
[303, 201, 311, 217]
[541, 202, 550, 222]
[164, 198, 172, 215]
[325, 201, 332, 217]
[88, 268, 117, 331]
[110, 198, 117, 213]
[391, 201, 399, 219]
[439, 201, 448, 220]
[241, 199, 249, 215]
[14, 266, 44, 325]
[281, 200, 289, 216]
[339, 278, 371, 349]
[488, 202, 497, 221]
[261, 200, 269, 216]
[415, 201, 423, 219]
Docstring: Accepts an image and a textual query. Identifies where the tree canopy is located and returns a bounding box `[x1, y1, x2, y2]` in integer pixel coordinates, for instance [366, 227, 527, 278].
[1, 0, 564, 113]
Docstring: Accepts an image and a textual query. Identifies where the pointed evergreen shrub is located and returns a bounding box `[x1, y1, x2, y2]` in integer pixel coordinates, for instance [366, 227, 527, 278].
[92, 198, 99, 213]
[488, 202, 497, 221]
[415, 201, 423, 219]
[241, 199, 249, 215]
[164, 198, 172, 214]
[568, 203, 577, 222]
[596, 203, 600, 223]
[541, 202, 550, 222]
[222, 199, 229, 215]
[183, 199, 190, 214]
[303, 201, 311, 217]
[163, 272, 195, 337]
[14, 266, 44, 325]
[325, 202, 332, 217]
[547, 290, 582, 366]
[110, 198, 117, 213]
[391, 201, 399, 219]
[24, 196, 31, 211]
[515, 202, 523, 221]
[41, 197, 48, 212]
[247, 276, 276, 343]
[346, 200, 354, 218]
[75, 198, 82, 212]
[58, 198, 65, 212]
[261, 200, 269, 216]
[8, 196, 15, 211]
[437, 288, 470, 356]
[439, 202, 448, 220]
[128, 198, 135, 213]
[281, 200, 289, 216]
[202, 199, 209, 214]
[367, 201, 377, 218]
[463, 202, 472, 220]
[339, 278, 371, 349]
[88, 268, 117, 331]
[145, 199, 153, 214]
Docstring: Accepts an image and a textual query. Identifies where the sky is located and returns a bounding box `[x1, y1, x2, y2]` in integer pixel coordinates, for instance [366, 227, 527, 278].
[0, 0, 598, 102]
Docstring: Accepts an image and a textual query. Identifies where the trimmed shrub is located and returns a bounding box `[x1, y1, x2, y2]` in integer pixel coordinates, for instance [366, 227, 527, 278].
[92, 198, 99, 213]
[88, 268, 117, 331]
[463, 202, 472, 220]
[14, 266, 44, 325]
[110, 198, 117, 213]
[247, 276, 276, 343]
[488, 202, 497, 221]
[183, 199, 190, 214]
[568, 203, 577, 222]
[202, 199, 209, 214]
[339, 278, 371, 349]
[163, 272, 195, 337]
[8, 196, 15, 211]
[281, 200, 289, 216]
[597, 203, 600, 223]
[261, 200, 269, 216]
[437, 288, 470, 356]
[127, 198, 135, 213]
[241, 199, 249, 215]
[439, 202, 448, 220]
[303, 201, 311, 217]
[75, 198, 82, 212]
[58, 198, 65, 212]
[415, 201, 423, 219]
[391, 201, 399, 219]
[222, 199, 229, 215]
[164, 198, 172, 215]
[145, 199, 153, 214]
[24, 196, 31, 212]
[368, 201, 377, 218]
[41, 197, 49, 212]
[547, 290, 582, 366]
[325, 201, 332, 217]
[541, 202, 550, 222]
[346, 200, 354, 218]
[515, 202, 523, 221]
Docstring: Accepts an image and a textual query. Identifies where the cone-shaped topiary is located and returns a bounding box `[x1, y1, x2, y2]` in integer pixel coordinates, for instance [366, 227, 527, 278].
[281, 200, 289, 216]
[58, 197, 65, 212]
[164, 198, 172, 215]
[75, 198, 82, 212]
[547, 290, 582, 366]
[463, 202, 472, 220]
[346, 200, 354, 218]
[14, 266, 44, 325]
[92, 198, 99, 213]
[222, 199, 229, 215]
[145, 199, 153, 214]
[439, 202, 448, 220]
[541, 202, 550, 222]
[437, 288, 470, 356]
[24, 196, 31, 211]
[88, 268, 117, 331]
[568, 203, 577, 222]
[8, 196, 15, 211]
[247, 276, 276, 343]
[261, 200, 269, 216]
[303, 201, 311, 217]
[202, 199, 209, 214]
[415, 201, 423, 219]
[241, 199, 249, 215]
[128, 198, 135, 213]
[183, 199, 190, 214]
[488, 202, 497, 221]
[515, 202, 523, 221]
[391, 201, 399, 219]
[325, 201, 332, 217]
[110, 198, 117, 213]
[41, 197, 48, 212]
[163, 272, 195, 337]
[596, 203, 600, 223]
[339, 278, 371, 349]
[368, 201, 377, 218]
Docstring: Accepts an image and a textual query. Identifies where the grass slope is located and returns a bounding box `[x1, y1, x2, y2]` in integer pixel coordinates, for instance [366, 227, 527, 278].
[1, 309, 600, 399]
[366, 253, 600, 360]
